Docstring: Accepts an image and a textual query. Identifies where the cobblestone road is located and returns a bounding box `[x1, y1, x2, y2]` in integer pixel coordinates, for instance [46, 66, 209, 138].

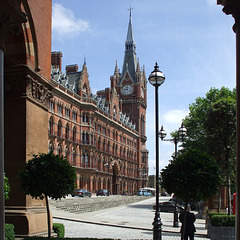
[50, 195, 210, 240]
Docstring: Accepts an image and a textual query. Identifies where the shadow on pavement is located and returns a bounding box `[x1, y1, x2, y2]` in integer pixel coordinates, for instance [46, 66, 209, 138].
[128, 204, 154, 209]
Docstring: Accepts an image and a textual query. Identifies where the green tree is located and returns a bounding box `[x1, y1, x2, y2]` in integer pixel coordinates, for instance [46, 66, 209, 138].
[183, 87, 236, 213]
[18, 152, 76, 238]
[4, 173, 10, 200]
[160, 149, 220, 240]
[204, 97, 236, 214]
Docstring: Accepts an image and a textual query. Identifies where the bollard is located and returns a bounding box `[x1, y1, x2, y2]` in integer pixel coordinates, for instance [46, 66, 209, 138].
[173, 206, 179, 227]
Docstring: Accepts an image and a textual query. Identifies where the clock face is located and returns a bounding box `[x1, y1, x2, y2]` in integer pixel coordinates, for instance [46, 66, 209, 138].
[122, 85, 133, 95]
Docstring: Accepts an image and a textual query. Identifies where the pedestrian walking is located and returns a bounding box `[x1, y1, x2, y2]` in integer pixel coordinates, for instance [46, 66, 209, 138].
[179, 204, 196, 240]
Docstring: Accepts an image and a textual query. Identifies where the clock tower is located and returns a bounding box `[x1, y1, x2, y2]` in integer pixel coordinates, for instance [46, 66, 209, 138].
[115, 9, 148, 183]
[115, 9, 147, 138]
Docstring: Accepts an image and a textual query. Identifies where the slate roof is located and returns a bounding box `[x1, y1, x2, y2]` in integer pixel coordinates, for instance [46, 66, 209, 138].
[51, 66, 136, 131]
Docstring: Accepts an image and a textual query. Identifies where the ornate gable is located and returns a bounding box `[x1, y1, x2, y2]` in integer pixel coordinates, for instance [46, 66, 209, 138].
[121, 71, 134, 86]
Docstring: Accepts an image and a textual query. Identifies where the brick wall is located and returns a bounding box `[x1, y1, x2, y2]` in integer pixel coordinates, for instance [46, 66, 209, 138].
[27, 0, 52, 79]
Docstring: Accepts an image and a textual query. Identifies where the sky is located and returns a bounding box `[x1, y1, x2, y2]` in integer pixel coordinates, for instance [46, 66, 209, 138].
[51, 0, 236, 175]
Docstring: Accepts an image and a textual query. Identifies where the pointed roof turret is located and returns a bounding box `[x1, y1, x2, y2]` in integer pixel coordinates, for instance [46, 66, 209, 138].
[136, 58, 141, 72]
[142, 65, 146, 76]
[120, 7, 137, 84]
[114, 60, 119, 76]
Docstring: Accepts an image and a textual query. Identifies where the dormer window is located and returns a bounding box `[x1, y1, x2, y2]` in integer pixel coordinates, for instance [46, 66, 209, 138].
[82, 84, 87, 97]
[113, 106, 117, 118]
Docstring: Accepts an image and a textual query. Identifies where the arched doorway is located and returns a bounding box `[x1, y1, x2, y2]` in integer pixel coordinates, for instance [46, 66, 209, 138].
[112, 163, 119, 195]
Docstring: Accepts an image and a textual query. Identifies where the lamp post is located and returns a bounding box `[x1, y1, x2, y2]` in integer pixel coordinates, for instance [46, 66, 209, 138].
[159, 123, 187, 227]
[148, 62, 165, 240]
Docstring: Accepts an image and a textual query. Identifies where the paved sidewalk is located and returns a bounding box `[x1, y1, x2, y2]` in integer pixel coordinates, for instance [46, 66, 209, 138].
[51, 196, 210, 239]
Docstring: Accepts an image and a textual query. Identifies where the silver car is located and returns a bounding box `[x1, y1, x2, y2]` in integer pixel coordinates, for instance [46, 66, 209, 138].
[72, 189, 92, 197]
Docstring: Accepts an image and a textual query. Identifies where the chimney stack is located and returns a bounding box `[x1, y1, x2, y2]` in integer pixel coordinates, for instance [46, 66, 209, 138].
[66, 64, 79, 73]
[51, 51, 63, 71]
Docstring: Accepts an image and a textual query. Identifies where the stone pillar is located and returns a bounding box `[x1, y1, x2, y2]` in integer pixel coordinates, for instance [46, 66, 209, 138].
[0, 30, 5, 240]
[4, 69, 52, 236]
[1, 0, 53, 236]
[0, 2, 26, 237]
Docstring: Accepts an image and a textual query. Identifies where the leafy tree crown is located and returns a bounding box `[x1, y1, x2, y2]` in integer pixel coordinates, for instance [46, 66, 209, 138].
[19, 152, 76, 200]
[160, 149, 220, 203]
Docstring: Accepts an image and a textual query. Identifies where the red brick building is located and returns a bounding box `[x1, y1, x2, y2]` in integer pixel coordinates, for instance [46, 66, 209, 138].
[49, 11, 149, 195]
[1, 1, 148, 236]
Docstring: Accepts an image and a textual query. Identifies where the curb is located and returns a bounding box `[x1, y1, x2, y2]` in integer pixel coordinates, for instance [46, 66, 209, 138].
[53, 216, 209, 238]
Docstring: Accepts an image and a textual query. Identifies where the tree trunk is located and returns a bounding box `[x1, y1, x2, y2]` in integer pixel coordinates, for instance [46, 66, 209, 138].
[225, 146, 231, 215]
[227, 176, 232, 215]
[218, 187, 221, 213]
[44, 194, 51, 238]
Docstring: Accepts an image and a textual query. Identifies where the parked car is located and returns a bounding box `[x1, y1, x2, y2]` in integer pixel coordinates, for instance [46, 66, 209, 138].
[169, 198, 199, 211]
[137, 190, 152, 196]
[161, 191, 168, 196]
[96, 189, 110, 196]
[153, 201, 184, 213]
[72, 189, 92, 197]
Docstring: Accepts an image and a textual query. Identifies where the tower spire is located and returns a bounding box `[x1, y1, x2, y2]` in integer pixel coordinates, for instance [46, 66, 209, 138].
[121, 7, 137, 83]
[126, 6, 135, 46]
[114, 60, 119, 76]
[129, 5, 133, 18]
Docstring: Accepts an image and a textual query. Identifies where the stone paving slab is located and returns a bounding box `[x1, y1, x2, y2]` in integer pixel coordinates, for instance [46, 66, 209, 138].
[50, 196, 209, 239]
[53, 218, 209, 240]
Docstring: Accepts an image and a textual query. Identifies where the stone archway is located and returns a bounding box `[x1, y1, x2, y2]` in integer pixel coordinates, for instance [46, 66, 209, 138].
[112, 162, 119, 195]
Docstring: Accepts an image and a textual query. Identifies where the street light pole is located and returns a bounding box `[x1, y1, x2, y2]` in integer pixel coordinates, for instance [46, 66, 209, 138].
[159, 123, 187, 227]
[148, 62, 165, 240]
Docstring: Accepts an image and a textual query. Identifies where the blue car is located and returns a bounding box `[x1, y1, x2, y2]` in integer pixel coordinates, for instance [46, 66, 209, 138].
[137, 190, 152, 196]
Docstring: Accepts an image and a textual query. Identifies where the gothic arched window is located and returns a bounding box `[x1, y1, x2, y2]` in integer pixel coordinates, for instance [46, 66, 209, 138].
[65, 123, 70, 140]
[57, 120, 62, 137]
[49, 116, 54, 135]
[73, 126, 77, 142]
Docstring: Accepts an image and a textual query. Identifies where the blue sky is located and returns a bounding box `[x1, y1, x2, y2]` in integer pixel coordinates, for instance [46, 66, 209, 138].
[51, 0, 236, 174]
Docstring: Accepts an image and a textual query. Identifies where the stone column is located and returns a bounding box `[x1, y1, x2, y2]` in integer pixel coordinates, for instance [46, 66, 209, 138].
[0, 3, 26, 237]
[0, 26, 5, 240]
[4, 69, 52, 236]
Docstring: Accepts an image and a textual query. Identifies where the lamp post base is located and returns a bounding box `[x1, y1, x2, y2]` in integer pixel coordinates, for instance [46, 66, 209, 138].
[153, 211, 162, 240]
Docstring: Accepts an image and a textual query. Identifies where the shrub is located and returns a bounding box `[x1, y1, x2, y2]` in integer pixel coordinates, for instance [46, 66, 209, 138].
[53, 223, 65, 238]
[4, 173, 10, 200]
[208, 212, 227, 218]
[210, 215, 235, 227]
[5, 223, 15, 240]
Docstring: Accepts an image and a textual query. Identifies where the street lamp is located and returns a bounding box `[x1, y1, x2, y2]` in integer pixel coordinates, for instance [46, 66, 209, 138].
[148, 62, 165, 240]
[159, 123, 187, 158]
[159, 122, 187, 227]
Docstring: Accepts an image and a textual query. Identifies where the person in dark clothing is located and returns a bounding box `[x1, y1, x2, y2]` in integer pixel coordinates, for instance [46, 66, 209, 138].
[179, 205, 196, 240]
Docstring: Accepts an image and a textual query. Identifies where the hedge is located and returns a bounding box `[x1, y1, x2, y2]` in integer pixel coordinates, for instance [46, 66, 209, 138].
[5, 223, 15, 240]
[53, 223, 65, 238]
[209, 213, 235, 227]
[208, 212, 227, 218]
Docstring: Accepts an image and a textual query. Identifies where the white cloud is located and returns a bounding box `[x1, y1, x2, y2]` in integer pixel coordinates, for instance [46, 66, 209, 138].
[52, 3, 90, 36]
[163, 109, 189, 125]
[207, 0, 216, 5]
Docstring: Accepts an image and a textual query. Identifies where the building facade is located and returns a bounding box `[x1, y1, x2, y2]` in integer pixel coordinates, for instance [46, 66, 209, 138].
[2, 0, 53, 236]
[49, 12, 149, 195]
